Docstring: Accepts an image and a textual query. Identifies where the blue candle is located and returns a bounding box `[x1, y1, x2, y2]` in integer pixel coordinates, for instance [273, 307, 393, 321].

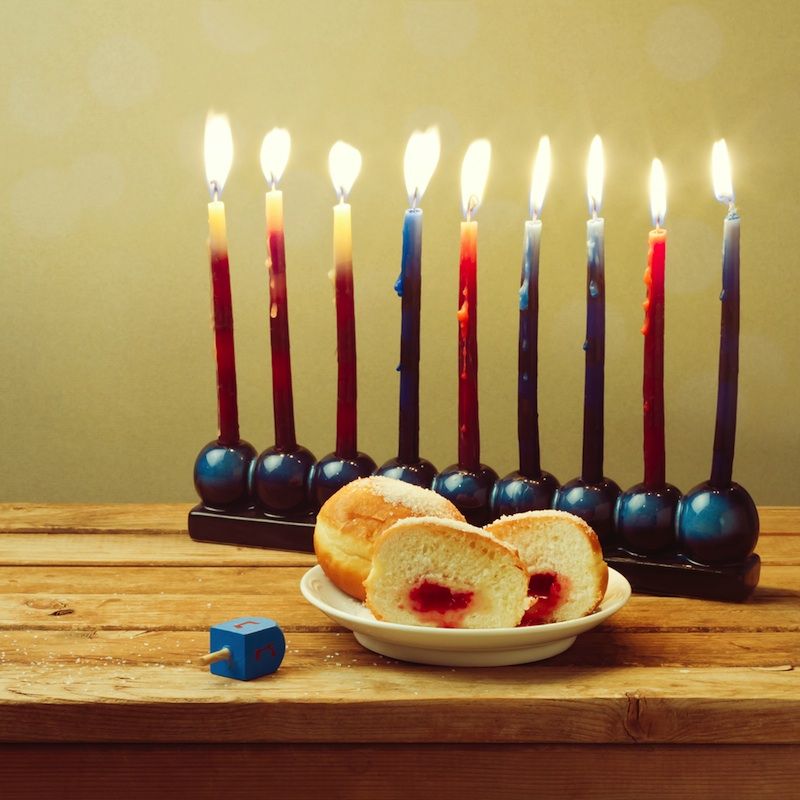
[395, 128, 440, 464]
[582, 135, 606, 484]
[518, 136, 551, 478]
[710, 139, 740, 488]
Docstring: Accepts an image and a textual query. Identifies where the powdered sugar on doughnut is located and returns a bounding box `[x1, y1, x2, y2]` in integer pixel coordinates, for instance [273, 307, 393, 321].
[364, 476, 457, 517]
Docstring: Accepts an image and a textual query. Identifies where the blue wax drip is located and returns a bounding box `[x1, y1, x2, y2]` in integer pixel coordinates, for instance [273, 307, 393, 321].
[582, 339, 589, 351]
[394, 273, 404, 297]
[720, 288, 726, 301]
[589, 279, 599, 297]
[519, 248, 531, 310]
[396, 363, 401, 372]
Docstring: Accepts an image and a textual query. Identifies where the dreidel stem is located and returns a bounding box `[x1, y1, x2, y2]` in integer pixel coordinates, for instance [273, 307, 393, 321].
[200, 647, 231, 665]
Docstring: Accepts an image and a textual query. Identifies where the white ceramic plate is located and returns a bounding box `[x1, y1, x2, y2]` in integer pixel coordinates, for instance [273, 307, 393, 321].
[300, 565, 631, 667]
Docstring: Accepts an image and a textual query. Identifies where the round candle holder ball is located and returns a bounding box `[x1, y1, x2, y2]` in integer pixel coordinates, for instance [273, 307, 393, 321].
[490, 470, 560, 518]
[676, 481, 759, 565]
[374, 457, 438, 489]
[553, 477, 622, 546]
[615, 483, 681, 555]
[251, 445, 316, 514]
[193, 439, 257, 509]
[432, 464, 499, 528]
[308, 451, 377, 508]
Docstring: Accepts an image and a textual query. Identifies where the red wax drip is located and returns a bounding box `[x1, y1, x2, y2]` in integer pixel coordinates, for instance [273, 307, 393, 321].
[267, 225, 297, 451]
[409, 580, 473, 614]
[642, 233, 666, 488]
[335, 262, 358, 459]
[457, 222, 480, 471]
[210, 248, 240, 446]
[520, 571, 563, 626]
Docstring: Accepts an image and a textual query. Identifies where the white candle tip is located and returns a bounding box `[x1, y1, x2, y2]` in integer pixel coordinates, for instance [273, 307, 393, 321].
[404, 126, 441, 207]
[260, 128, 291, 188]
[529, 135, 551, 219]
[460, 138, 491, 218]
[649, 158, 667, 228]
[329, 141, 362, 201]
[712, 139, 735, 205]
[586, 135, 604, 216]
[204, 112, 234, 198]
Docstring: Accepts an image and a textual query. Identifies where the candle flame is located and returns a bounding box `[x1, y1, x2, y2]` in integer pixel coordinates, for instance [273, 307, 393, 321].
[404, 126, 441, 207]
[329, 140, 362, 201]
[712, 139, 735, 205]
[649, 158, 667, 228]
[529, 135, 551, 220]
[204, 112, 234, 199]
[586, 134, 604, 216]
[260, 128, 291, 188]
[460, 138, 491, 219]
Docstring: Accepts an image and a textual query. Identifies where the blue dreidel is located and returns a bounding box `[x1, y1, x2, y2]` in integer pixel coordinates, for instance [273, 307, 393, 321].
[202, 617, 286, 681]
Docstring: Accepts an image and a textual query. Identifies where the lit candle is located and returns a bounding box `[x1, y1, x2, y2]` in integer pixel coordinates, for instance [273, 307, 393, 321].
[396, 127, 441, 464]
[518, 136, 551, 478]
[710, 139, 740, 488]
[203, 112, 240, 447]
[260, 128, 296, 452]
[457, 139, 491, 472]
[642, 158, 668, 488]
[328, 141, 363, 460]
[582, 135, 607, 483]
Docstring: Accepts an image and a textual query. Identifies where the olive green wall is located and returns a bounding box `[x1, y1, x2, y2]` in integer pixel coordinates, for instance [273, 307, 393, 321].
[2, 0, 798, 503]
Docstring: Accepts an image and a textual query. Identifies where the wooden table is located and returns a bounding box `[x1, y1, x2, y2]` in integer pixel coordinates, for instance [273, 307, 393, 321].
[1, 504, 799, 799]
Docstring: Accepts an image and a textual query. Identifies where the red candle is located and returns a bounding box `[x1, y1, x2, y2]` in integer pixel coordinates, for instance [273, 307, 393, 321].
[642, 159, 668, 488]
[457, 140, 491, 472]
[328, 141, 363, 459]
[260, 128, 296, 452]
[204, 113, 240, 446]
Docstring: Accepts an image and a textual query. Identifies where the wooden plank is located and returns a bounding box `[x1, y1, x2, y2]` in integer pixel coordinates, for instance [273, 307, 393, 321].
[0, 532, 317, 566]
[2, 743, 799, 800]
[758, 506, 800, 533]
[1, 567, 798, 632]
[0, 664, 798, 744]
[1, 529, 797, 566]
[0, 504, 192, 533]
[1, 629, 797, 669]
[2, 503, 797, 534]
[1, 563, 797, 597]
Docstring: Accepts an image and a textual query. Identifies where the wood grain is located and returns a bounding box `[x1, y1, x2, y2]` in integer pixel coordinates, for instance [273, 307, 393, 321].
[1, 503, 799, 796]
[3, 743, 800, 800]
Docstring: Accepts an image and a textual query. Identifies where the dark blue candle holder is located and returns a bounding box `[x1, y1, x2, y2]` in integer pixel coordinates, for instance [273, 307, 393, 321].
[553, 476, 621, 546]
[615, 482, 681, 555]
[432, 464, 499, 527]
[308, 451, 377, 508]
[490, 470, 559, 518]
[193, 439, 257, 509]
[189, 452, 761, 600]
[251, 444, 316, 514]
[676, 481, 759, 564]
[374, 456, 438, 489]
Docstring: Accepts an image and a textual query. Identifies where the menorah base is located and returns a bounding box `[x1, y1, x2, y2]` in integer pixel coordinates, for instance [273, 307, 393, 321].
[188, 504, 315, 553]
[187, 505, 761, 601]
[604, 548, 760, 602]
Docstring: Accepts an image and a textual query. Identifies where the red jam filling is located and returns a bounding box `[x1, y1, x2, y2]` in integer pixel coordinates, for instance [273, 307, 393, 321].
[520, 571, 563, 626]
[409, 580, 473, 614]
